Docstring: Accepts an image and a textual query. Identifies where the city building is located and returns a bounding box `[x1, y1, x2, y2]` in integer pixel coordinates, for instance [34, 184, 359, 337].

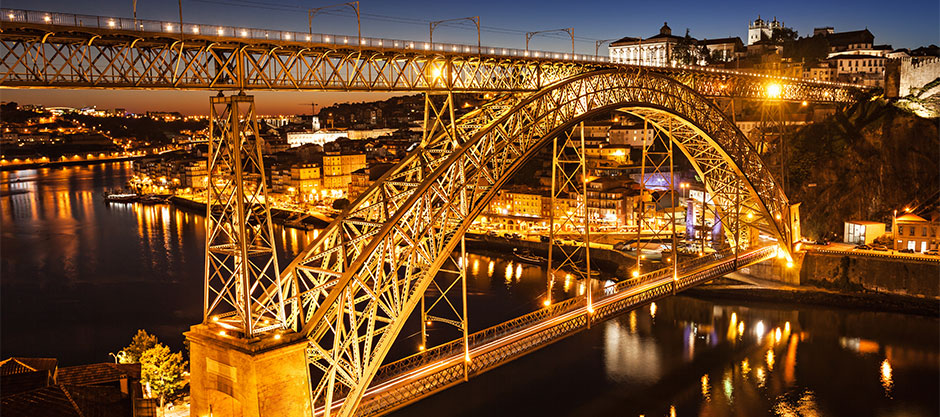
[829, 54, 887, 87]
[844, 220, 886, 245]
[289, 163, 322, 201]
[286, 129, 346, 147]
[894, 213, 939, 252]
[699, 37, 745, 62]
[747, 16, 786, 46]
[609, 125, 653, 148]
[321, 152, 367, 198]
[608, 22, 684, 67]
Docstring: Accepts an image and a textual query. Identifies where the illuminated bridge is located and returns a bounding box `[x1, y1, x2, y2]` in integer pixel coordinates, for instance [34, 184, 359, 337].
[1, 9, 864, 417]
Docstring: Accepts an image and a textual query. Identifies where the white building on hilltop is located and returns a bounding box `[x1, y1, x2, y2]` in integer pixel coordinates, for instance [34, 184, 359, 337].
[747, 15, 785, 46]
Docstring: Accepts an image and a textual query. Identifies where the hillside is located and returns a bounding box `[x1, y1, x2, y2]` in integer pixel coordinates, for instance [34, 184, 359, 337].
[787, 97, 939, 240]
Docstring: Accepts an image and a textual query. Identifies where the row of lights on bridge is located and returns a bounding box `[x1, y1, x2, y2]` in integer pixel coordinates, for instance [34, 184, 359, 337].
[13, 11, 860, 89]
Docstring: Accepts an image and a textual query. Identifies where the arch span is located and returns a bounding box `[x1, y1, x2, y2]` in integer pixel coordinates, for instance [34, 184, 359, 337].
[278, 68, 795, 415]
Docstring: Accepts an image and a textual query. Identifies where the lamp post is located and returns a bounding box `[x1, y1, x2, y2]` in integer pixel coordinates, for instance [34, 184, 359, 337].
[892, 209, 897, 252]
[429, 16, 480, 54]
[525, 28, 575, 55]
[594, 38, 617, 60]
[308, 1, 360, 47]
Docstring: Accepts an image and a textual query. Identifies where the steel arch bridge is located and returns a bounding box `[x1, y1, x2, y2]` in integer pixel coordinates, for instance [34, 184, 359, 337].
[268, 68, 801, 416]
[0, 9, 863, 417]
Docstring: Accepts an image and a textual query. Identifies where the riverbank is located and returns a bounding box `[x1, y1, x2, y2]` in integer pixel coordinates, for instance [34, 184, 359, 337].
[689, 275, 940, 317]
[167, 195, 331, 229]
[0, 154, 144, 171]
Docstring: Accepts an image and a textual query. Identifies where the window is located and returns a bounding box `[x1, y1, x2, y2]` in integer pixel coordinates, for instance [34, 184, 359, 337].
[910, 227, 915, 236]
[898, 225, 903, 235]
[923, 227, 928, 237]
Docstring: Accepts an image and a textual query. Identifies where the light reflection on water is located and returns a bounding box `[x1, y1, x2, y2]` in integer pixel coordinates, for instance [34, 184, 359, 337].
[3, 164, 939, 417]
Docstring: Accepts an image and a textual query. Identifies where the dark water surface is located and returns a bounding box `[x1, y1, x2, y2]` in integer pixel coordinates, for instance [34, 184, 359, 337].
[2, 163, 937, 417]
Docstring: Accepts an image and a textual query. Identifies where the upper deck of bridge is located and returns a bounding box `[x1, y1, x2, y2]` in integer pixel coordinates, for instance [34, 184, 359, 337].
[0, 9, 864, 102]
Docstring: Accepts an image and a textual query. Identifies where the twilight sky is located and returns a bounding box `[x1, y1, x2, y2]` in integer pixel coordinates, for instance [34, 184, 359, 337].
[1, 0, 938, 115]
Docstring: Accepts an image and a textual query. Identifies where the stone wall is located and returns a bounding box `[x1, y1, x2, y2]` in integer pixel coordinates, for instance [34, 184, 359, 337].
[799, 252, 940, 299]
[899, 57, 940, 97]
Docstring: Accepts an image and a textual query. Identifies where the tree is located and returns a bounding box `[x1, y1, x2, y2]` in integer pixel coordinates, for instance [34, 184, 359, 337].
[770, 27, 798, 45]
[672, 29, 697, 65]
[120, 329, 159, 364]
[332, 198, 350, 211]
[140, 343, 188, 413]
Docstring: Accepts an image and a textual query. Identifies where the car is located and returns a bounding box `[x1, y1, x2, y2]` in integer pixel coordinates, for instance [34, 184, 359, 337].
[539, 235, 550, 243]
[813, 239, 829, 245]
[925, 249, 939, 256]
[853, 244, 871, 250]
[486, 231, 498, 237]
[899, 248, 915, 253]
[613, 241, 630, 251]
[511, 233, 523, 239]
[871, 244, 888, 251]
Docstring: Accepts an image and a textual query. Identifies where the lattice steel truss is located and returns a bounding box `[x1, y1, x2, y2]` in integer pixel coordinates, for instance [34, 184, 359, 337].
[204, 94, 284, 337]
[633, 117, 679, 276]
[546, 123, 593, 308]
[254, 68, 800, 416]
[1, 9, 861, 102]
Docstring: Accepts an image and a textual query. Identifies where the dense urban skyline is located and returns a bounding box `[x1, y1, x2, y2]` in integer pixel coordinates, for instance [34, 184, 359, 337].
[1, 0, 937, 114]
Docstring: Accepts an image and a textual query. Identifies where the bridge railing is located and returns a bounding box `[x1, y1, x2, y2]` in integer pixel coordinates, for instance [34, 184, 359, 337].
[373, 245, 772, 385]
[1, 8, 606, 63]
[2, 8, 863, 90]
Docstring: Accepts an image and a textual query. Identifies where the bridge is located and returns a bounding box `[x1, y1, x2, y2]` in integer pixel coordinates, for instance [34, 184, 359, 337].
[1, 9, 863, 417]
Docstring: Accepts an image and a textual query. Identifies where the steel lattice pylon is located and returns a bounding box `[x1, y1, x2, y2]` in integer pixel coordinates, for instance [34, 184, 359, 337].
[204, 94, 284, 337]
[255, 68, 802, 417]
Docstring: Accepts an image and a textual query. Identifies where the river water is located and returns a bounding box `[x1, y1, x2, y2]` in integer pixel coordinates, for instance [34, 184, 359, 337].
[2, 163, 937, 416]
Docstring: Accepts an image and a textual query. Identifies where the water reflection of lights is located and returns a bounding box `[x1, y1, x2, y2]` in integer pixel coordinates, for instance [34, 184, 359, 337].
[723, 370, 733, 400]
[669, 405, 676, 417]
[755, 320, 765, 340]
[737, 321, 745, 337]
[775, 327, 782, 343]
[785, 321, 790, 333]
[881, 359, 893, 396]
[629, 310, 637, 333]
[766, 349, 775, 371]
[514, 264, 522, 281]
[649, 302, 657, 319]
[755, 367, 765, 387]
[578, 282, 585, 296]
[504, 264, 513, 283]
[700, 374, 710, 400]
[472, 259, 479, 276]
[488, 260, 495, 277]
[741, 358, 750, 377]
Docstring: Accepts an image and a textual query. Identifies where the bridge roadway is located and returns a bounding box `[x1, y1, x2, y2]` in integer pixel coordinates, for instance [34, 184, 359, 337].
[1, 9, 859, 102]
[313, 245, 776, 416]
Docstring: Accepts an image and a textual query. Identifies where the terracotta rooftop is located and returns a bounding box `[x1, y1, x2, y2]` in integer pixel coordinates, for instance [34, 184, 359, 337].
[0, 358, 58, 376]
[57, 363, 141, 386]
[0, 384, 130, 417]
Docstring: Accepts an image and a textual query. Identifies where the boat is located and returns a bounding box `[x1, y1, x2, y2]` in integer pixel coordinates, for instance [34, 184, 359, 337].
[138, 194, 168, 204]
[104, 190, 138, 203]
[513, 248, 546, 265]
[284, 216, 317, 231]
[569, 264, 602, 278]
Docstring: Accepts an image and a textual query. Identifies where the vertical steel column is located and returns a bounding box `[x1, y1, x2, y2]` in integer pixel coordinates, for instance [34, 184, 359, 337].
[204, 93, 283, 337]
[580, 122, 593, 321]
[460, 236, 470, 381]
[635, 117, 647, 275]
[546, 135, 558, 306]
[669, 121, 678, 291]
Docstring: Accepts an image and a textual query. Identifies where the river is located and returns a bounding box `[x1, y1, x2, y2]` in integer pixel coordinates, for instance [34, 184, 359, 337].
[1, 163, 937, 416]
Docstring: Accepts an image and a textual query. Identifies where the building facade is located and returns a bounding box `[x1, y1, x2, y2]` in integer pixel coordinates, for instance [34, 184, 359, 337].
[608, 23, 683, 67]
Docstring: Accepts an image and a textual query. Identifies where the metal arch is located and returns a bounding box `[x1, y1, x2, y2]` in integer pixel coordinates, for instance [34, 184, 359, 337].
[281, 68, 795, 416]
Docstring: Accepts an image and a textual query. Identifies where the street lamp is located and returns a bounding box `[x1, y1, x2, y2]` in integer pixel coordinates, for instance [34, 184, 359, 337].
[429, 16, 480, 54]
[308, 1, 360, 47]
[526, 28, 575, 55]
[594, 38, 617, 60]
[892, 209, 897, 251]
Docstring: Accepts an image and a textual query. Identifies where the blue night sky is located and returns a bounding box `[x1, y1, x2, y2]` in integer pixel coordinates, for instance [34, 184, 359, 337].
[2, 0, 938, 114]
